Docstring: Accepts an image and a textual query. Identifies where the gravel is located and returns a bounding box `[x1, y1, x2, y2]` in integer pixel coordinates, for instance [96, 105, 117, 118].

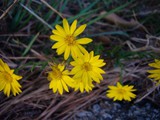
[74, 99, 160, 120]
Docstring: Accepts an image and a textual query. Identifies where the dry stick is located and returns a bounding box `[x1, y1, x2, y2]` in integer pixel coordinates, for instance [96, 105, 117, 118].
[20, 3, 53, 30]
[61, 91, 101, 120]
[12, 39, 47, 61]
[40, 93, 75, 120]
[0, 0, 19, 20]
[40, 0, 64, 19]
[7, 56, 40, 60]
[0, 34, 49, 38]
[134, 84, 160, 103]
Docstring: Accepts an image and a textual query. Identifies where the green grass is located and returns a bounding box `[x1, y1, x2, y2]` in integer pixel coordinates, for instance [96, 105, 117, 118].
[3, 0, 158, 69]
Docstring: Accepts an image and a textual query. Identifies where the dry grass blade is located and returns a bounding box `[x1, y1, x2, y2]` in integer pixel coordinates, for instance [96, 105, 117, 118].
[40, 0, 64, 19]
[135, 84, 160, 103]
[20, 3, 53, 30]
[0, 0, 19, 20]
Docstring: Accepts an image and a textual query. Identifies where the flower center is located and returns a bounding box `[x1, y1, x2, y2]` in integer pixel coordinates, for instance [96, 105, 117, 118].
[52, 67, 62, 79]
[3, 71, 13, 82]
[83, 62, 92, 71]
[117, 88, 126, 94]
[65, 35, 76, 46]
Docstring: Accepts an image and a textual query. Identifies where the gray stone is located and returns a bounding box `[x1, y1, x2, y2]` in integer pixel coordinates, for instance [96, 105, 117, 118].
[145, 103, 151, 110]
[128, 110, 134, 117]
[92, 104, 101, 114]
[145, 118, 151, 120]
[102, 113, 112, 119]
[133, 110, 141, 115]
[153, 109, 159, 114]
[130, 105, 137, 111]
[113, 103, 121, 110]
[76, 111, 93, 118]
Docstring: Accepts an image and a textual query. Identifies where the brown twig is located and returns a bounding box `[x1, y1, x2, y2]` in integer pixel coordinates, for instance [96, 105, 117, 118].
[40, 0, 64, 19]
[0, 0, 19, 20]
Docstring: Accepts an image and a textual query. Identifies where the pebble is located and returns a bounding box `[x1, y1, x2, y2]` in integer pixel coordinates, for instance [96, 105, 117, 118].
[74, 100, 160, 120]
[92, 104, 101, 114]
[76, 111, 93, 118]
[102, 113, 112, 119]
[113, 103, 121, 110]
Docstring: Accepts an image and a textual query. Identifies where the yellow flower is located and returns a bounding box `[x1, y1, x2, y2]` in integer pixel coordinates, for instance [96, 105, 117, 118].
[70, 51, 106, 92]
[148, 59, 160, 84]
[50, 19, 92, 60]
[106, 82, 136, 101]
[47, 63, 74, 95]
[0, 59, 22, 97]
[73, 77, 94, 93]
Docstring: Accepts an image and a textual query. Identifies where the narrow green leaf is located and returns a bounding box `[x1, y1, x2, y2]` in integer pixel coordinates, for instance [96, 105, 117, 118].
[22, 33, 39, 56]
[87, 1, 134, 25]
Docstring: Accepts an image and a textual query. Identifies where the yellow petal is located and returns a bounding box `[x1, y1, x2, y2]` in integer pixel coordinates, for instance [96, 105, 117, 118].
[52, 29, 65, 37]
[64, 46, 71, 60]
[77, 45, 88, 54]
[55, 25, 66, 36]
[50, 35, 64, 41]
[0, 80, 6, 91]
[13, 74, 22, 80]
[73, 24, 86, 37]
[80, 82, 84, 93]
[77, 38, 92, 44]
[58, 64, 65, 72]
[71, 46, 83, 60]
[56, 44, 67, 55]
[61, 80, 69, 92]
[63, 19, 70, 34]
[57, 80, 63, 95]
[70, 20, 77, 34]
[4, 84, 10, 97]
[52, 41, 65, 49]
[62, 76, 74, 87]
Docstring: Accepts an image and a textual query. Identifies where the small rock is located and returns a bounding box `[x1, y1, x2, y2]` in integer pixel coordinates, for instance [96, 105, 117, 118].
[134, 110, 141, 115]
[76, 111, 93, 118]
[153, 109, 159, 114]
[136, 116, 145, 120]
[145, 103, 151, 110]
[130, 105, 137, 111]
[102, 113, 112, 119]
[92, 104, 101, 114]
[145, 118, 151, 120]
[113, 103, 121, 110]
[128, 110, 134, 117]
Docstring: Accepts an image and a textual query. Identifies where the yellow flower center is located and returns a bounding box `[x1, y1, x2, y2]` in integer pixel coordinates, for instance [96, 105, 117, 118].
[117, 88, 126, 94]
[83, 62, 92, 71]
[52, 68, 62, 79]
[65, 35, 76, 46]
[3, 71, 13, 82]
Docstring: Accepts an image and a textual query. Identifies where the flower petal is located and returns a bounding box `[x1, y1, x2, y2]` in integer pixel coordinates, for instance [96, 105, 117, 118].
[56, 44, 67, 55]
[52, 29, 65, 37]
[55, 25, 66, 36]
[77, 38, 92, 44]
[70, 20, 77, 34]
[63, 19, 70, 34]
[73, 24, 86, 37]
[52, 41, 65, 49]
[64, 46, 71, 60]
[50, 35, 64, 41]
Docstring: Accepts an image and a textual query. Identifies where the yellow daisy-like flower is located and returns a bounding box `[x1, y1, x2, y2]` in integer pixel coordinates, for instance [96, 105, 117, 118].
[0, 59, 22, 97]
[106, 82, 136, 101]
[70, 51, 106, 92]
[47, 63, 74, 95]
[148, 59, 160, 84]
[50, 19, 92, 60]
